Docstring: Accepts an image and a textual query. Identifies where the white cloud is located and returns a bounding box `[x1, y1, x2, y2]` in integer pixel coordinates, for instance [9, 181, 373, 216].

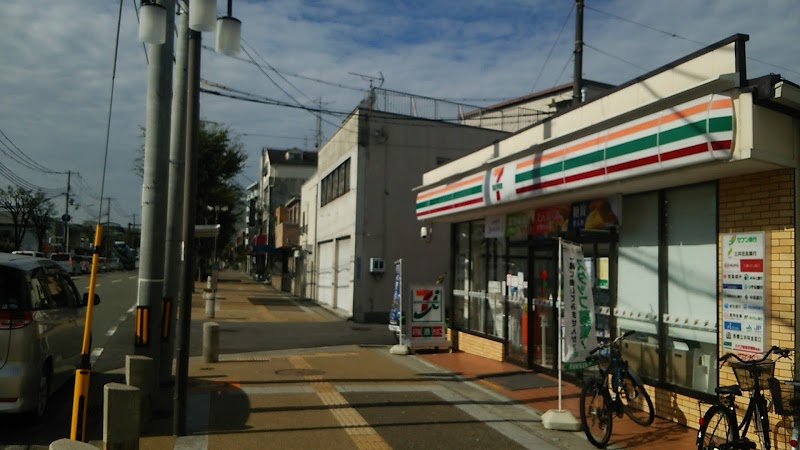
[0, 0, 797, 224]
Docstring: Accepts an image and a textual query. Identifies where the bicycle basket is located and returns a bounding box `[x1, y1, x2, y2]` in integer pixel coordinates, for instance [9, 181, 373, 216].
[768, 378, 800, 416]
[730, 360, 775, 391]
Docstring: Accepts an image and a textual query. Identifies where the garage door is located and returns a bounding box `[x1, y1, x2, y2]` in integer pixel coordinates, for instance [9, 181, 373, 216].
[317, 241, 334, 307]
[335, 238, 352, 315]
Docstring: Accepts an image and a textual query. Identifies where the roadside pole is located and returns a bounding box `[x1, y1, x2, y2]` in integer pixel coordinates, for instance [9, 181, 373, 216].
[161, 5, 189, 385]
[174, 26, 202, 436]
[70, 225, 103, 441]
[135, 0, 175, 383]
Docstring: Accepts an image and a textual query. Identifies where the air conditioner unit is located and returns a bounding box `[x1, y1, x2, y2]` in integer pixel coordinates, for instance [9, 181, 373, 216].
[369, 258, 385, 273]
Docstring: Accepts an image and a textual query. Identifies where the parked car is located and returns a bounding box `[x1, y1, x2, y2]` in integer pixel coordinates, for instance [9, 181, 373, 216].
[49, 252, 79, 276]
[107, 257, 123, 271]
[11, 251, 45, 258]
[77, 255, 91, 275]
[0, 253, 100, 419]
[98, 257, 108, 273]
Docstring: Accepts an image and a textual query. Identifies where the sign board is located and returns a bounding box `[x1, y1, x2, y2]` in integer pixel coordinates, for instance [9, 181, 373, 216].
[721, 232, 766, 355]
[388, 260, 402, 333]
[409, 285, 450, 350]
[561, 240, 598, 370]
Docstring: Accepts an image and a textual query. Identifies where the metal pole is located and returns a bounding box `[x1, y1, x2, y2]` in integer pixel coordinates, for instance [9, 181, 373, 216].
[64, 170, 71, 251]
[174, 26, 201, 437]
[572, 0, 584, 105]
[135, 0, 174, 375]
[161, 4, 189, 385]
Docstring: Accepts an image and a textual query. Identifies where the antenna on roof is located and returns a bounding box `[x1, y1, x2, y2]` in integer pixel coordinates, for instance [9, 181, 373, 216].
[348, 71, 385, 89]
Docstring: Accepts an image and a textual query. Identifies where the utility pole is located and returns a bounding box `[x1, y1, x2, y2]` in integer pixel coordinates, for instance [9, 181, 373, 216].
[315, 97, 323, 149]
[135, 0, 174, 383]
[175, 24, 202, 437]
[105, 197, 112, 255]
[64, 170, 71, 251]
[572, 0, 585, 106]
[161, 5, 189, 384]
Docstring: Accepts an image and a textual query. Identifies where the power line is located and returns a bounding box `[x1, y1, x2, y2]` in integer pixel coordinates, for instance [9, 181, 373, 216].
[584, 43, 648, 72]
[241, 38, 316, 106]
[201, 83, 548, 125]
[0, 128, 62, 174]
[586, 4, 800, 77]
[530, 1, 575, 93]
[200, 44, 365, 93]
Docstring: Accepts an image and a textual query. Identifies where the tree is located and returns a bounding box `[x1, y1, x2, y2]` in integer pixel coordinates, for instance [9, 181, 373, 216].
[30, 195, 56, 252]
[0, 186, 51, 250]
[134, 120, 247, 265]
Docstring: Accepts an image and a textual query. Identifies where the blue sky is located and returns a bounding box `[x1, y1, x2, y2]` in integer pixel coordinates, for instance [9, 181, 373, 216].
[0, 0, 798, 224]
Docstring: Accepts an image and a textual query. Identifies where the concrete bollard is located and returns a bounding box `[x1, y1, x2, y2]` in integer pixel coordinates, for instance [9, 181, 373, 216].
[203, 322, 220, 363]
[104, 383, 140, 450]
[125, 355, 154, 428]
[49, 438, 96, 450]
[204, 276, 216, 318]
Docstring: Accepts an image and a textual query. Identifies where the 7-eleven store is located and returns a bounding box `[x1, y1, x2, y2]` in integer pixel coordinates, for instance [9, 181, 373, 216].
[415, 34, 800, 432]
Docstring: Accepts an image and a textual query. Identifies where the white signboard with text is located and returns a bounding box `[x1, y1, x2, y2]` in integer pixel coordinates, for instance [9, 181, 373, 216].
[561, 240, 598, 370]
[721, 232, 766, 355]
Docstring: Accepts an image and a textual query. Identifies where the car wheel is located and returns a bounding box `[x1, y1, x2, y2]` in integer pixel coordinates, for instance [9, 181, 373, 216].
[28, 366, 51, 422]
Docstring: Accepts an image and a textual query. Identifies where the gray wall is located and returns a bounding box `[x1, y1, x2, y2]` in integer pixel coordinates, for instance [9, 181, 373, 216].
[353, 111, 509, 322]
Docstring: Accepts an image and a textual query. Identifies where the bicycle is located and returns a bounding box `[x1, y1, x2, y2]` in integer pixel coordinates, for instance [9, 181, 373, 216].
[696, 345, 793, 450]
[580, 330, 655, 448]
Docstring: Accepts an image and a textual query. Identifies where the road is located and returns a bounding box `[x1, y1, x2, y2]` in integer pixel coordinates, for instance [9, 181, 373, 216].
[0, 269, 140, 448]
[0, 271, 398, 449]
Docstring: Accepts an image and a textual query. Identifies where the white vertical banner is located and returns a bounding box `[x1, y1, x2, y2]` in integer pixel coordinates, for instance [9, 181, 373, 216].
[561, 240, 598, 370]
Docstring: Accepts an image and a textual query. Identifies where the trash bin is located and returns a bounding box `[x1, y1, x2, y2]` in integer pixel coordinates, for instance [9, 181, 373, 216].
[668, 341, 691, 386]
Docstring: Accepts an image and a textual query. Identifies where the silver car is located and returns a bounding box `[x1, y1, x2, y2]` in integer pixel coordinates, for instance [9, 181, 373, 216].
[0, 253, 100, 419]
[49, 252, 79, 276]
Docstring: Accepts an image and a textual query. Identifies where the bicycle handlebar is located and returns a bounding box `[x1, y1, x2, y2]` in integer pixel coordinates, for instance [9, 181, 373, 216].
[588, 330, 636, 355]
[719, 345, 793, 364]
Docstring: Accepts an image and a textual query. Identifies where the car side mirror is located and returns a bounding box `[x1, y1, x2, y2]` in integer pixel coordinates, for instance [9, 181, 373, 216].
[82, 293, 101, 306]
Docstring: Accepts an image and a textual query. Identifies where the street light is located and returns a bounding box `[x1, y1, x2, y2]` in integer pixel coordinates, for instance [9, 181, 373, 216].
[207, 205, 228, 270]
[137, 0, 242, 436]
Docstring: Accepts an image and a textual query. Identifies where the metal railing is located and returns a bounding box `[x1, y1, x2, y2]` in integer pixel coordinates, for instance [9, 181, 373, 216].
[363, 88, 549, 133]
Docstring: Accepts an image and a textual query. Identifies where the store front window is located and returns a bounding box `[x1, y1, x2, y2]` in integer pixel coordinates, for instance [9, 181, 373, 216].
[617, 182, 718, 394]
[452, 220, 506, 340]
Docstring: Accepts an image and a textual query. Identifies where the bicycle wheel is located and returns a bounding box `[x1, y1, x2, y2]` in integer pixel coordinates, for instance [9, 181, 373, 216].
[580, 377, 613, 448]
[753, 397, 770, 450]
[618, 370, 655, 426]
[697, 404, 737, 450]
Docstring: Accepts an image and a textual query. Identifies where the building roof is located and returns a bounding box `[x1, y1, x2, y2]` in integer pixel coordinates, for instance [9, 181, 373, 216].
[467, 79, 616, 116]
[263, 147, 318, 167]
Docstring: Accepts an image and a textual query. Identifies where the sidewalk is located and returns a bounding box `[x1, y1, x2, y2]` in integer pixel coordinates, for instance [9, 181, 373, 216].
[138, 270, 697, 450]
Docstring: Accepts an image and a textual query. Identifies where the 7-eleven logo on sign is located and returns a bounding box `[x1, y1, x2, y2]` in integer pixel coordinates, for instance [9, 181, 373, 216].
[412, 287, 443, 322]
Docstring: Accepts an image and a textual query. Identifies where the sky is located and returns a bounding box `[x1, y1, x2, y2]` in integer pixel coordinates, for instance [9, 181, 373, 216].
[0, 0, 798, 225]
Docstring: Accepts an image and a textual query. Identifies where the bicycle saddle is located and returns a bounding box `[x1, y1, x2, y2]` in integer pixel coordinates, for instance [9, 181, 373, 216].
[715, 385, 742, 396]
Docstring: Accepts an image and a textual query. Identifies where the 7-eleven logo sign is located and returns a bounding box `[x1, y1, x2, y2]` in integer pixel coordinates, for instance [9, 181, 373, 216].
[491, 166, 504, 201]
[412, 287, 443, 322]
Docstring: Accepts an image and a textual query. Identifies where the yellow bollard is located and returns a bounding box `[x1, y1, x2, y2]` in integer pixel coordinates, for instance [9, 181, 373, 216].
[70, 224, 103, 441]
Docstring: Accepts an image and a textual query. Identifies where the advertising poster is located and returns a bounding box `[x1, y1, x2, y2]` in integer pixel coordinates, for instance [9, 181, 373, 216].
[569, 197, 621, 231]
[530, 205, 570, 236]
[721, 232, 766, 355]
[388, 260, 402, 332]
[409, 285, 450, 350]
[484, 215, 506, 239]
[561, 240, 598, 370]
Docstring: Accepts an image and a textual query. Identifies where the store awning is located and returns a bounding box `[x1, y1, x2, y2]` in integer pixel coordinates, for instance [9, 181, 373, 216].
[195, 224, 220, 239]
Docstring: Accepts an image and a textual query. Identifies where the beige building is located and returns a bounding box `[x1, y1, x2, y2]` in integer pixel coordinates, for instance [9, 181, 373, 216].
[416, 34, 800, 439]
[299, 93, 511, 322]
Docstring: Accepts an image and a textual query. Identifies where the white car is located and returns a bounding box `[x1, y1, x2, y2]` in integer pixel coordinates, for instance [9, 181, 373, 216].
[49, 252, 79, 275]
[0, 253, 100, 419]
[11, 251, 46, 258]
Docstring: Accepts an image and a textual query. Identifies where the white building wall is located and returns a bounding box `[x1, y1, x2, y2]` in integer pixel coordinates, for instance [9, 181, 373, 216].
[301, 108, 510, 321]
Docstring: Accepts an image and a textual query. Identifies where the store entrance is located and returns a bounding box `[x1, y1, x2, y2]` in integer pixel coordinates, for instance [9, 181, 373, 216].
[505, 240, 558, 370]
[505, 235, 614, 372]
